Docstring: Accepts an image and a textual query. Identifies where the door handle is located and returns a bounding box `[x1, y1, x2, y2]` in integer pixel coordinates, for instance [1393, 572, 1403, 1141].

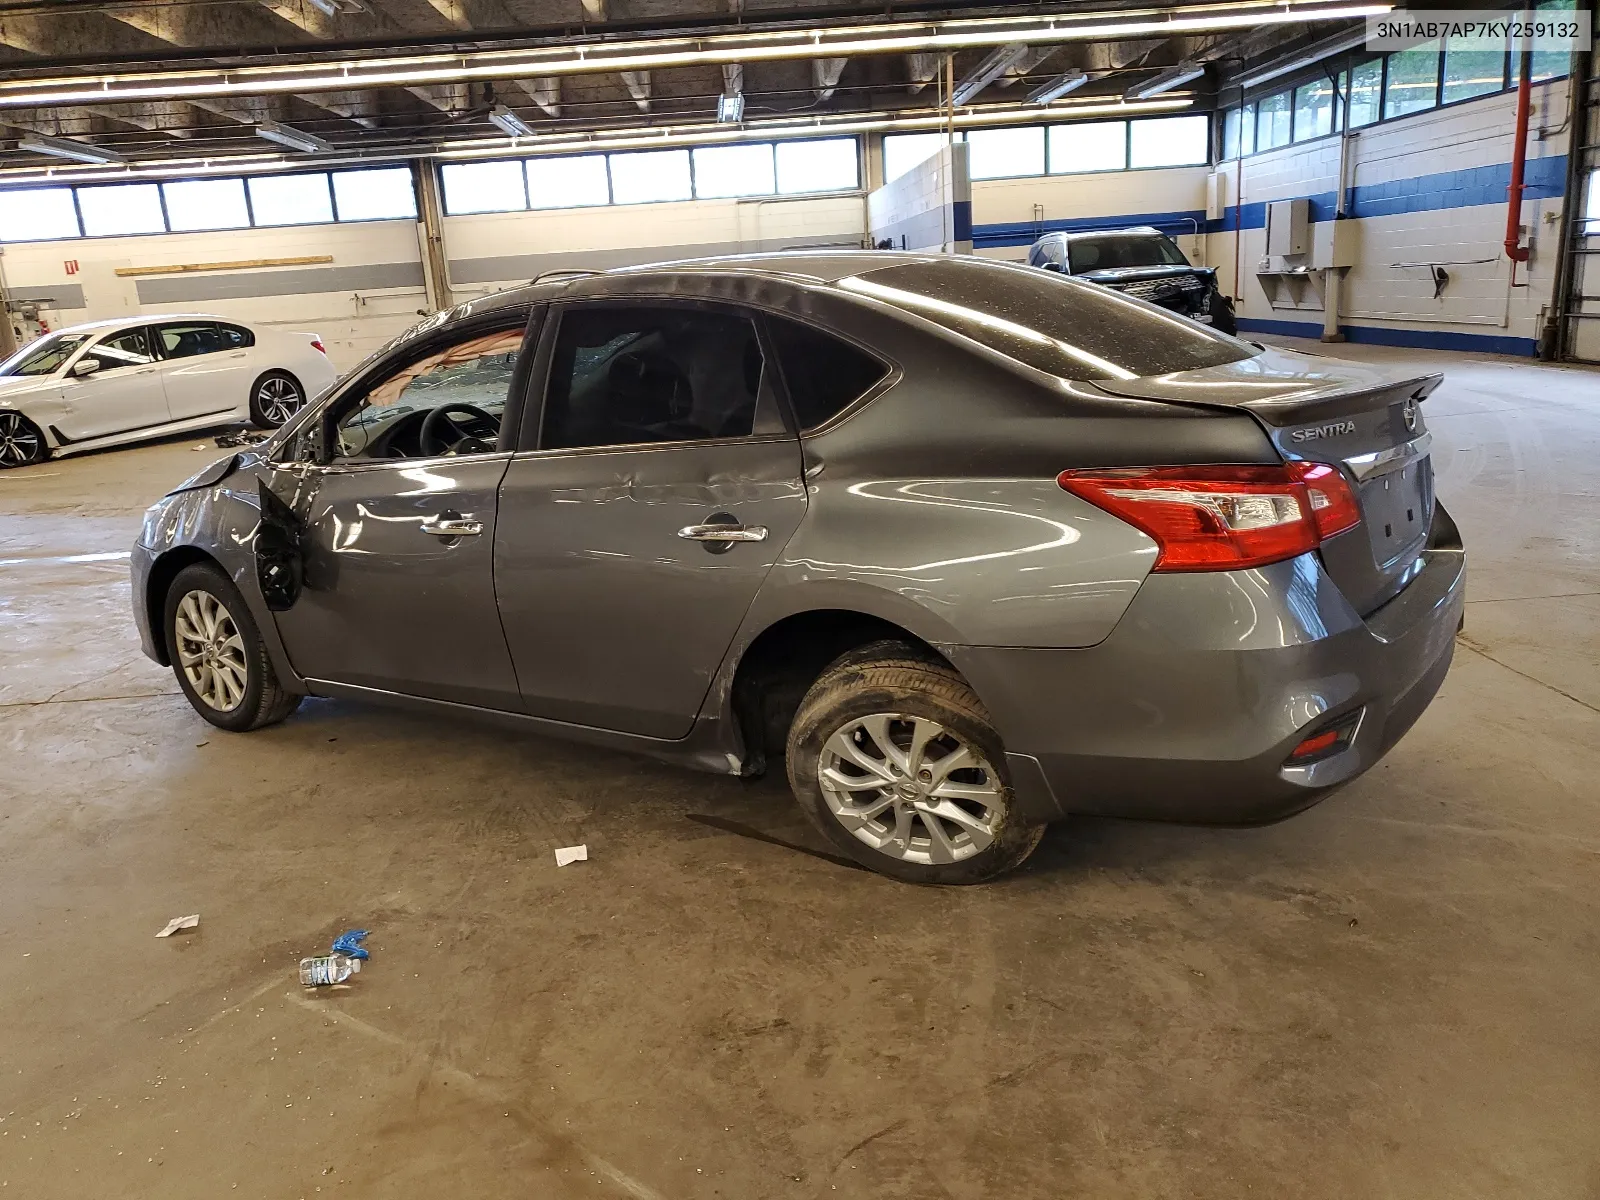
[226, 351, 247, 359]
[678, 523, 768, 543]
[421, 515, 484, 538]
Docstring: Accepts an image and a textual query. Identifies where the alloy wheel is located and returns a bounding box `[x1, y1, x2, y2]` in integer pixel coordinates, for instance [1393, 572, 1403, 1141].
[256, 376, 304, 424]
[0, 412, 43, 467]
[817, 713, 1005, 866]
[174, 589, 248, 712]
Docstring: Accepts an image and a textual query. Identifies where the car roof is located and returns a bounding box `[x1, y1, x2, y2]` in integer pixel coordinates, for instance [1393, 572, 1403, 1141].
[46, 314, 240, 337]
[1047, 226, 1170, 243]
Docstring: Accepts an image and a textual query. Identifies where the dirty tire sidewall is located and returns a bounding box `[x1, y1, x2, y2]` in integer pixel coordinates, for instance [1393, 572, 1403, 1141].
[786, 642, 1046, 885]
[163, 561, 301, 732]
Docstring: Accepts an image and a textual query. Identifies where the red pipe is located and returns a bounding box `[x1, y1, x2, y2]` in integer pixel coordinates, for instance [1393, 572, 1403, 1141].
[1504, 38, 1534, 263]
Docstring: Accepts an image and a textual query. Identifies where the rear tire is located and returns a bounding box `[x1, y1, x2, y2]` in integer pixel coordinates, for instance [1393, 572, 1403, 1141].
[0, 411, 49, 469]
[786, 641, 1046, 885]
[249, 370, 306, 429]
[164, 562, 301, 732]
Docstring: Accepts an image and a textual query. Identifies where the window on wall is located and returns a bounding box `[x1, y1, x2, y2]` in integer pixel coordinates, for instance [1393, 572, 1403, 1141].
[162, 178, 250, 231]
[1256, 92, 1292, 150]
[440, 160, 528, 214]
[1047, 121, 1126, 173]
[331, 167, 416, 221]
[1238, 102, 1256, 156]
[882, 132, 952, 182]
[0, 187, 79, 242]
[527, 155, 610, 209]
[1293, 79, 1336, 141]
[966, 126, 1045, 179]
[77, 183, 165, 236]
[1584, 168, 1600, 235]
[1442, 38, 1505, 103]
[248, 173, 334, 226]
[774, 138, 858, 194]
[1384, 41, 1441, 119]
[691, 143, 776, 198]
[1513, 0, 1574, 83]
[1222, 108, 1241, 159]
[609, 148, 693, 204]
[1348, 59, 1383, 127]
[1130, 114, 1208, 167]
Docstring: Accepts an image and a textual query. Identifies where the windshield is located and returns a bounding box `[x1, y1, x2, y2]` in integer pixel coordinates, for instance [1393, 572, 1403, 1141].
[1, 332, 90, 378]
[842, 257, 1252, 382]
[1068, 235, 1189, 274]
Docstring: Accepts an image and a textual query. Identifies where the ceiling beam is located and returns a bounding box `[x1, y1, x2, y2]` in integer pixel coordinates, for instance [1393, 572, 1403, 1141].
[522, 78, 561, 118]
[906, 52, 940, 94]
[620, 70, 651, 113]
[812, 58, 847, 103]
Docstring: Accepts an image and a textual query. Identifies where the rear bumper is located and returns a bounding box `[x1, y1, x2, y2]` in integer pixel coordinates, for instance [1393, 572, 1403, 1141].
[947, 507, 1465, 825]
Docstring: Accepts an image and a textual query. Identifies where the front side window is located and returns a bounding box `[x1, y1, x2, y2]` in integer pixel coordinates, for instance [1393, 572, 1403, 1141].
[1067, 234, 1188, 273]
[2, 332, 90, 377]
[840, 257, 1252, 382]
[541, 305, 766, 450]
[767, 316, 889, 430]
[333, 325, 524, 460]
[82, 328, 156, 372]
[154, 322, 228, 360]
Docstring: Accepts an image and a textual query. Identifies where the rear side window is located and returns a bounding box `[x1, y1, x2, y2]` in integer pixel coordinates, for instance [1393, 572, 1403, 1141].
[841, 257, 1251, 381]
[766, 317, 889, 430]
[219, 324, 254, 348]
[155, 322, 228, 359]
[542, 305, 767, 450]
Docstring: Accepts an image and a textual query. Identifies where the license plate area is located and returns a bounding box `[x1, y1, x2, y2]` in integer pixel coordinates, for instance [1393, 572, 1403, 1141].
[1360, 457, 1433, 569]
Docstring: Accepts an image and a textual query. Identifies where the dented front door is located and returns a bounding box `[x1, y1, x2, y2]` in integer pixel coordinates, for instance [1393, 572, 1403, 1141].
[258, 455, 521, 710]
[494, 439, 806, 739]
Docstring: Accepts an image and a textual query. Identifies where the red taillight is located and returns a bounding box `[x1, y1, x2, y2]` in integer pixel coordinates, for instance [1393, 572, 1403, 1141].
[1057, 462, 1361, 572]
[310, 338, 327, 355]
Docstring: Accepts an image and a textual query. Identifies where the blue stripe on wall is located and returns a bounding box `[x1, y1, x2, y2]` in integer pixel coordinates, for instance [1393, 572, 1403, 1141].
[1236, 316, 1537, 357]
[972, 154, 1569, 247]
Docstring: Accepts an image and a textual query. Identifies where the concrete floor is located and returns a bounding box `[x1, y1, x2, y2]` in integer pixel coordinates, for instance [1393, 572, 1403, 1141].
[1, 341, 1597, 1199]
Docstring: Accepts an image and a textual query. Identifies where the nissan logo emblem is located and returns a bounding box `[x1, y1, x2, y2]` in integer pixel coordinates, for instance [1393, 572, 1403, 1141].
[1402, 399, 1418, 433]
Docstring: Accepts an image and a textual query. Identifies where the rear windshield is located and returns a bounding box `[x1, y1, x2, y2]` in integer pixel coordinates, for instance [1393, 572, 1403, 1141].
[1068, 234, 1188, 273]
[842, 257, 1252, 381]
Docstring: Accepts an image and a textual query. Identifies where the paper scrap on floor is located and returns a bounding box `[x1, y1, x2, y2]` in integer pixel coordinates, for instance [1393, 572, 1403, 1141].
[554, 844, 588, 867]
[156, 914, 200, 937]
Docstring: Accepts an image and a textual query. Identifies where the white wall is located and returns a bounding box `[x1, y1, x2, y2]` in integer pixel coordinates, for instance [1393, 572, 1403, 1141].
[1207, 79, 1570, 355]
[444, 192, 865, 298]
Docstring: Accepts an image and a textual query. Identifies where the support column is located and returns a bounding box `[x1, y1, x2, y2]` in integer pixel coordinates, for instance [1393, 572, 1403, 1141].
[412, 159, 453, 314]
[0, 251, 18, 361]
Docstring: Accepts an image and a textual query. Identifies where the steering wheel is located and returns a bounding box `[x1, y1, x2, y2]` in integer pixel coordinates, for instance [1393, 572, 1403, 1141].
[419, 403, 501, 457]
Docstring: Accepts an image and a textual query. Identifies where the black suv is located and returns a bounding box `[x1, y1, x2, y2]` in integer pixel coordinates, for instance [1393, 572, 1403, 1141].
[1027, 226, 1236, 335]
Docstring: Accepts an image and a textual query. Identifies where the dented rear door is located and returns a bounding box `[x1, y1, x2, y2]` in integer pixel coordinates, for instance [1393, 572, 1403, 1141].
[494, 437, 806, 739]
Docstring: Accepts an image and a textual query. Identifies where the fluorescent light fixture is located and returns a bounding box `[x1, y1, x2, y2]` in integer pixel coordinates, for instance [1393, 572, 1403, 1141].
[951, 42, 1030, 106]
[1125, 62, 1207, 100]
[0, 2, 1392, 109]
[255, 120, 332, 153]
[17, 134, 125, 165]
[1236, 26, 1374, 89]
[488, 104, 535, 137]
[1027, 70, 1089, 104]
[717, 92, 744, 123]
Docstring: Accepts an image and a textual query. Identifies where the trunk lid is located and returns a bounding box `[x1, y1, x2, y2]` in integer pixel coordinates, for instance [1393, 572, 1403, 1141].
[1091, 347, 1440, 615]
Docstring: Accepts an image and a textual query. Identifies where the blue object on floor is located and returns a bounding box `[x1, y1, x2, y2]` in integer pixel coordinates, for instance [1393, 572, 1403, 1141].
[331, 929, 370, 960]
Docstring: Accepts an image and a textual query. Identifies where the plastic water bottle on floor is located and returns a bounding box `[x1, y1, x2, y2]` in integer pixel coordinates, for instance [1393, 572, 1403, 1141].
[300, 954, 361, 987]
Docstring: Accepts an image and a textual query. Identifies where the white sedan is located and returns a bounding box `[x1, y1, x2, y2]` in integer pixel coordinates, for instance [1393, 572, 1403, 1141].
[0, 315, 338, 468]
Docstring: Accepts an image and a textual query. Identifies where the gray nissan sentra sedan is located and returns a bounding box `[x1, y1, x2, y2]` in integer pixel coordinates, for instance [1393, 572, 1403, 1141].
[131, 252, 1463, 884]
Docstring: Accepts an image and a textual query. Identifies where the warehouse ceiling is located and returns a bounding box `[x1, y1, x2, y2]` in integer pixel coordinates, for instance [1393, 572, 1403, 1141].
[0, 0, 1378, 173]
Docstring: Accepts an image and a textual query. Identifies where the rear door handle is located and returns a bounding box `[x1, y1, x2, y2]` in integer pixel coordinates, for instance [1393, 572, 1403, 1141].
[677, 523, 768, 543]
[421, 515, 484, 538]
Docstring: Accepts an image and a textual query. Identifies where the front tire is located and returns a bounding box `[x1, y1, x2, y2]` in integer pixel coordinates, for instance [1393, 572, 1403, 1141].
[164, 562, 301, 732]
[786, 641, 1045, 884]
[0, 411, 49, 469]
[249, 370, 306, 429]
